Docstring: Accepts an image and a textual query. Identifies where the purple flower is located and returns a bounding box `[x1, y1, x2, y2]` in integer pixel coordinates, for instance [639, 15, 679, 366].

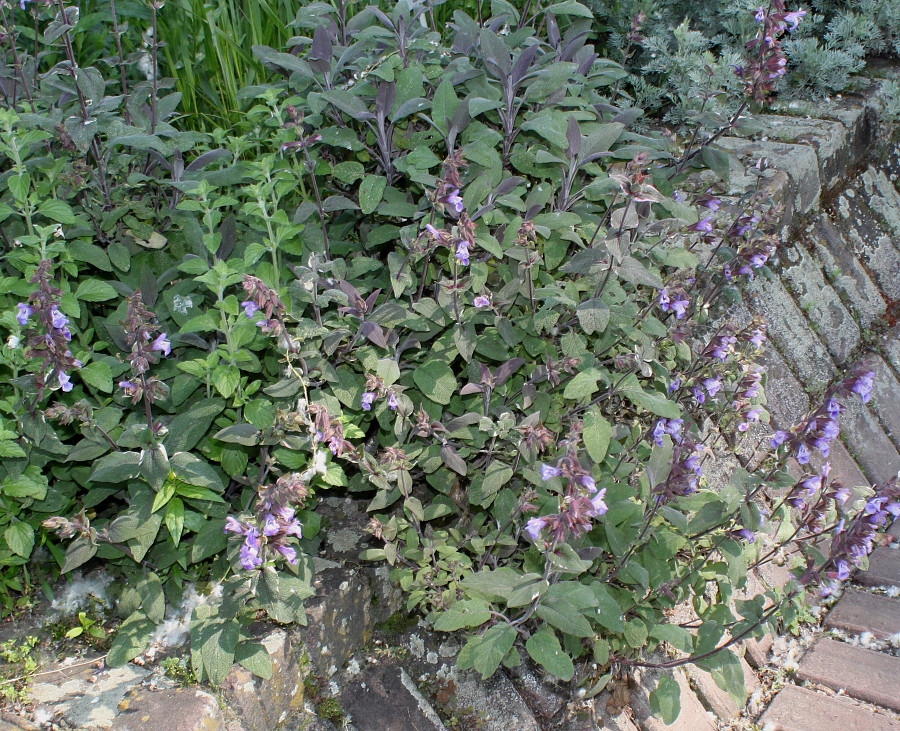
[590, 488, 608, 515]
[690, 217, 714, 233]
[455, 240, 470, 266]
[150, 333, 171, 356]
[796, 443, 811, 464]
[749, 328, 766, 347]
[754, 6, 766, 22]
[525, 516, 548, 540]
[692, 386, 706, 404]
[239, 529, 263, 570]
[540, 463, 562, 481]
[733, 528, 755, 543]
[224, 516, 249, 535]
[704, 199, 721, 211]
[50, 306, 69, 330]
[442, 188, 464, 213]
[387, 392, 399, 411]
[703, 378, 721, 397]
[15, 303, 32, 326]
[473, 295, 492, 309]
[275, 544, 298, 564]
[850, 371, 874, 403]
[833, 559, 850, 581]
[241, 301, 260, 318]
[360, 392, 377, 411]
[668, 378, 681, 393]
[684, 454, 702, 475]
[670, 297, 689, 319]
[57, 371, 73, 392]
[783, 9, 806, 30]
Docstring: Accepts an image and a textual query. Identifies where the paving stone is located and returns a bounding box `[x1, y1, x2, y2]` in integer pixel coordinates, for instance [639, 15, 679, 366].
[824, 587, 900, 640]
[745, 276, 836, 391]
[811, 215, 888, 330]
[114, 686, 224, 731]
[507, 662, 567, 721]
[684, 666, 742, 720]
[760, 684, 900, 731]
[743, 635, 773, 668]
[868, 354, 900, 450]
[778, 242, 861, 362]
[796, 637, 900, 710]
[857, 546, 900, 587]
[838, 398, 900, 485]
[630, 667, 716, 731]
[341, 662, 446, 731]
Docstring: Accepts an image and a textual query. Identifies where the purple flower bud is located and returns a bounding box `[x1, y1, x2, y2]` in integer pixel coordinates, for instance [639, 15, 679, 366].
[473, 295, 492, 309]
[540, 463, 562, 481]
[151, 333, 171, 356]
[276, 544, 298, 564]
[579, 475, 596, 492]
[15, 303, 32, 326]
[733, 528, 755, 543]
[241, 301, 260, 318]
[360, 392, 377, 411]
[387, 392, 399, 411]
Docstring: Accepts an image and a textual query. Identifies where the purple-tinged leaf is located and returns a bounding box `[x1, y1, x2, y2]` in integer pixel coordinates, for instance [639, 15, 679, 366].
[360, 320, 388, 348]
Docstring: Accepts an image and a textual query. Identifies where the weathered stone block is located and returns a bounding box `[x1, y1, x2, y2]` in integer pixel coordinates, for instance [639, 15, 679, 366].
[221, 628, 309, 731]
[750, 114, 850, 191]
[341, 662, 447, 731]
[745, 276, 836, 391]
[869, 354, 900, 450]
[114, 687, 224, 731]
[831, 183, 900, 301]
[811, 215, 888, 330]
[839, 398, 900, 485]
[718, 137, 822, 219]
[824, 587, 900, 640]
[779, 243, 860, 362]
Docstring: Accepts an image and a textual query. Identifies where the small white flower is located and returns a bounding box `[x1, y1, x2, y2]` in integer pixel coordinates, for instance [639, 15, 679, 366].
[7, 335, 20, 349]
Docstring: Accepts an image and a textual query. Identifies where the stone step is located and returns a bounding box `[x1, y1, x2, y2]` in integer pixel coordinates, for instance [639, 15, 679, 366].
[796, 637, 900, 711]
[856, 545, 900, 587]
[824, 587, 900, 640]
[811, 215, 888, 330]
[829, 184, 900, 302]
[861, 167, 900, 241]
[760, 684, 900, 731]
[884, 325, 900, 377]
[838, 398, 900, 485]
[745, 276, 837, 392]
[340, 661, 448, 731]
[779, 242, 861, 363]
[870, 355, 900, 451]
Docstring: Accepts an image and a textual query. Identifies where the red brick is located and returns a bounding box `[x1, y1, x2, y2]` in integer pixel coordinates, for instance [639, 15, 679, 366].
[797, 638, 900, 711]
[761, 684, 900, 731]
[825, 588, 900, 640]
[857, 546, 900, 587]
